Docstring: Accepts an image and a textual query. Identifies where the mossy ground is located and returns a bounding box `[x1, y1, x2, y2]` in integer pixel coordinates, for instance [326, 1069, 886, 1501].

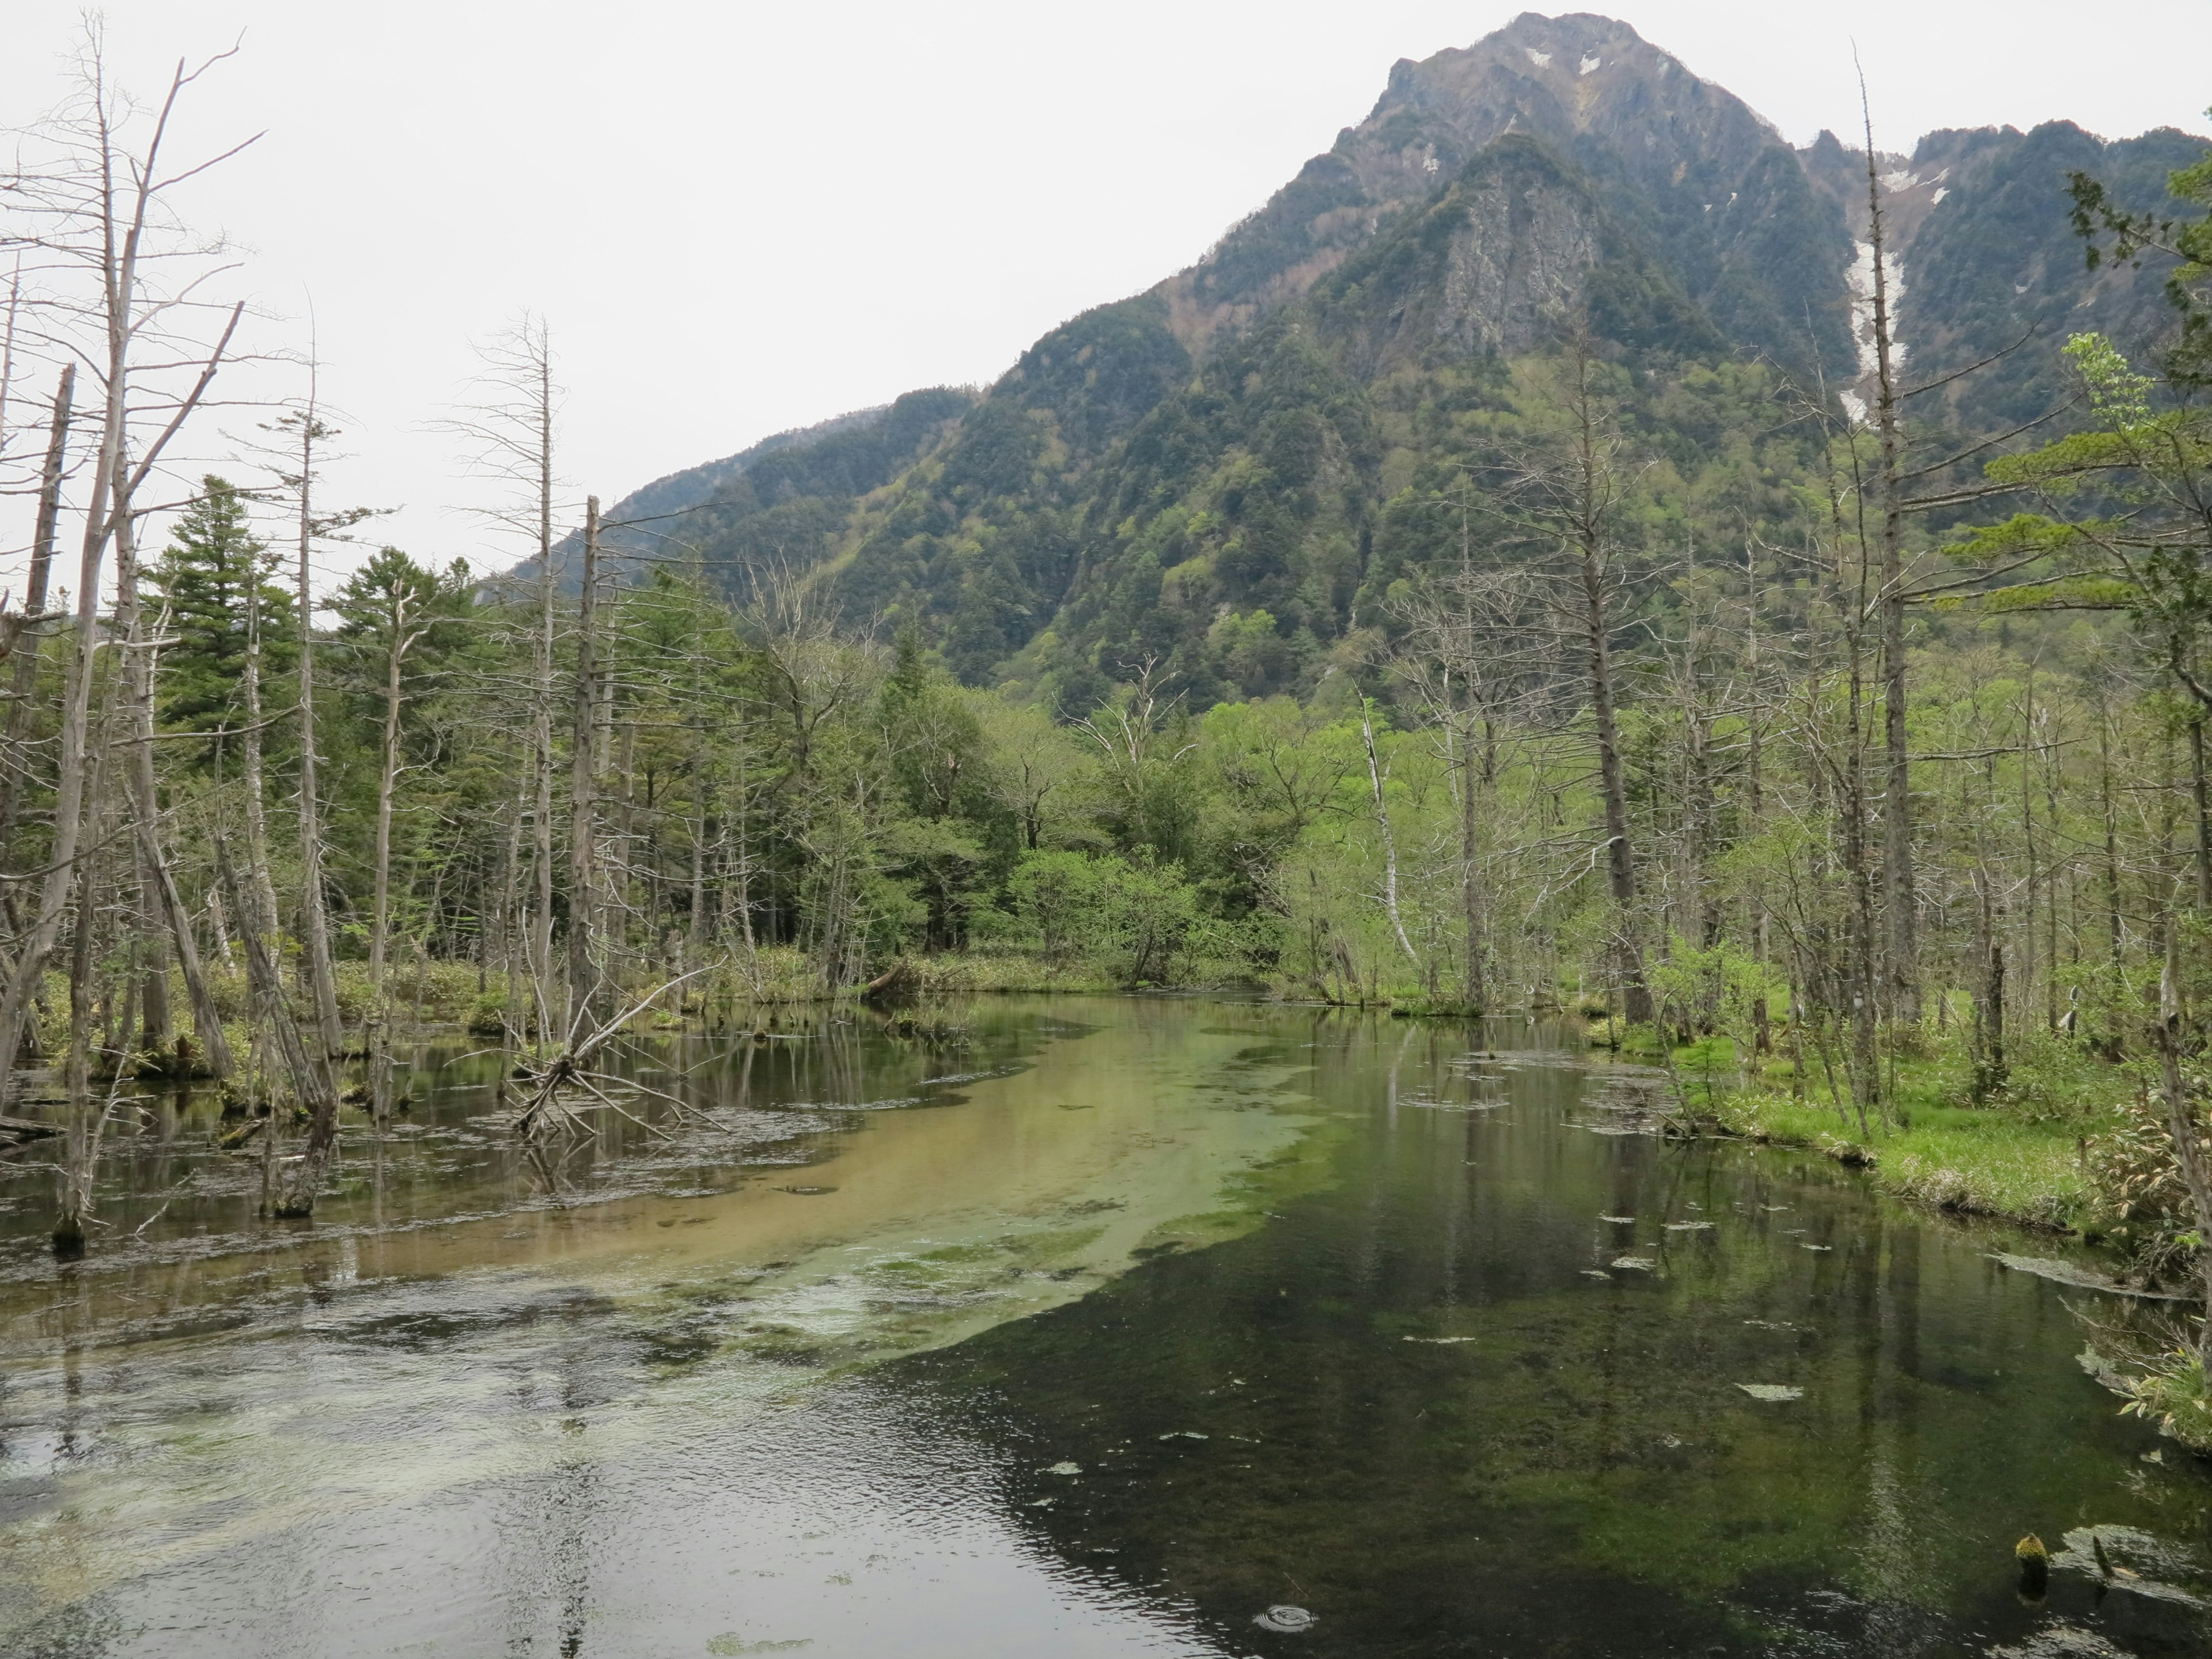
[1717, 1086, 2103, 1232]
[1641, 1032, 2131, 1236]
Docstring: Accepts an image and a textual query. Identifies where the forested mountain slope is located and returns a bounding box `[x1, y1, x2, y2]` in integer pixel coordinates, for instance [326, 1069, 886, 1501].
[608, 11, 2198, 704]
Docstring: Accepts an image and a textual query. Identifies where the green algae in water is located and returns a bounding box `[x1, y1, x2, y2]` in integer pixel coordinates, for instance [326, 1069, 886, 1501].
[7, 999, 2212, 1658]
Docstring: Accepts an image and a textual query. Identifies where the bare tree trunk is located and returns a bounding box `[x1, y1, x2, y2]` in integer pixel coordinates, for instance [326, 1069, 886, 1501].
[0, 385, 125, 1100]
[734, 744, 756, 954]
[567, 495, 601, 1033]
[1840, 565, 1881, 1132]
[501, 779, 527, 1040]
[2191, 715, 2211, 914]
[207, 886, 233, 969]
[1746, 594, 1772, 1059]
[1359, 700, 1418, 968]
[112, 472, 230, 1079]
[529, 350, 558, 1039]
[363, 592, 406, 1118]
[214, 832, 341, 1217]
[52, 679, 116, 1257]
[0, 365, 75, 859]
[1457, 707, 1486, 1014]
[0, 50, 245, 1103]
[370, 618, 403, 995]
[240, 576, 282, 957]
[1863, 106, 1919, 1025]
[291, 394, 343, 1071]
[1552, 344, 1651, 1025]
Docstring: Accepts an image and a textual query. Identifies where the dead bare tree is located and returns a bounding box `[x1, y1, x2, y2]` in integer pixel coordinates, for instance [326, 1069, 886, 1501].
[262, 361, 374, 1080]
[567, 493, 601, 1033]
[0, 365, 74, 862]
[1495, 333, 1656, 1023]
[443, 315, 563, 1041]
[0, 31, 254, 1106]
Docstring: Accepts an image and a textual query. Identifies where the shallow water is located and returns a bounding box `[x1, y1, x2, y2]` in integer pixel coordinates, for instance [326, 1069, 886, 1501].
[0, 999, 2206, 1657]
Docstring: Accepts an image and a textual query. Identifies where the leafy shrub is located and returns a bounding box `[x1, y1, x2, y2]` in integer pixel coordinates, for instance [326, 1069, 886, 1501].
[1004, 850, 1249, 985]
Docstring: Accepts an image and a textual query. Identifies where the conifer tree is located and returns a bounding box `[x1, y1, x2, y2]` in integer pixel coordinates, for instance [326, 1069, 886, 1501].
[150, 475, 295, 747]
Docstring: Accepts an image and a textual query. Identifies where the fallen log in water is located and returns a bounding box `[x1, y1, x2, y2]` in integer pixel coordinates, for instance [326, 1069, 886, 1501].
[0, 1113, 60, 1149]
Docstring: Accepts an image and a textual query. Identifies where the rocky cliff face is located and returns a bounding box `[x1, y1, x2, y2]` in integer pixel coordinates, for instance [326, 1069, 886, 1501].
[1162, 12, 1852, 375]
[1313, 135, 1718, 374]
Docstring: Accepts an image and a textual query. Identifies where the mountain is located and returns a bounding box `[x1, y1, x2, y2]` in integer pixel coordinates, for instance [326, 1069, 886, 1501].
[588, 12, 2202, 702]
[1798, 120, 2210, 430]
[518, 400, 950, 592]
[1166, 12, 1854, 376]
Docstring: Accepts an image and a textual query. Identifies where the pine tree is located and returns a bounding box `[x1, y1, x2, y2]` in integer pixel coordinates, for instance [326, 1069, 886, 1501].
[151, 476, 296, 746]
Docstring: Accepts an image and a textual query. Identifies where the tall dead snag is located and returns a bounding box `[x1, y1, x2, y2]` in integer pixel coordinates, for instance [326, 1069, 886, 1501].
[51, 671, 117, 1258]
[112, 469, 232, 1080]
[212, 831, 340, 1217]
[335, 546, 471, 1109]
[1547, 339, 1652, 1023]
[0, 35, 253, 1104]
[567, 494, 602, 1035]
[1861, 99, 1919, 1024]
[444, 317, 562, 1040]
[1358, 699, 1418, 967]
[270, 371, 361, 1078]
[0, 365, 74, 862]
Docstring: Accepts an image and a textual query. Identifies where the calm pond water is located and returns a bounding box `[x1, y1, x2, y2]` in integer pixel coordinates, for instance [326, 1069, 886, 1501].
[1, 997, 2207, 1657]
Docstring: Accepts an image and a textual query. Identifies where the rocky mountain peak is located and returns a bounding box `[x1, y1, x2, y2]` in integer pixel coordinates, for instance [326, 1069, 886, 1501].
[1160, 12, 1851, 374]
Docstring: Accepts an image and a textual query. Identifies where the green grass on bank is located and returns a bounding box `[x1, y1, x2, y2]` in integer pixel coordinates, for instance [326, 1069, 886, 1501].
[1625, 1029, 2134, 1237]
[1718, 1088, 2103, 1232]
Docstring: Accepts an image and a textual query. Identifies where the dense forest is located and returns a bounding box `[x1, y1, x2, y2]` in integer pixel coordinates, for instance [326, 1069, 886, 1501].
[6, 18, 2212, 1430]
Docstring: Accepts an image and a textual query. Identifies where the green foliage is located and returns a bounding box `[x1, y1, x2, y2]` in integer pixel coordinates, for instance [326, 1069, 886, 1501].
[2119, 1347, 2212, 1450]
[1647, 935, 1774, 1046]
[1002, 849, 1226, 985]
[2072, 115, 2212, 386]
[151, 475, 295, 747]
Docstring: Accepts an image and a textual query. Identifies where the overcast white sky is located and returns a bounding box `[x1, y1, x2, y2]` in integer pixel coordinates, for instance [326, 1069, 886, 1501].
[2, 0, 2207, 593]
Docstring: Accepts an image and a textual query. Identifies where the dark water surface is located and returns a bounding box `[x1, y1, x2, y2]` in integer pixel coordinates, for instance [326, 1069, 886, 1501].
[1, 999, 2206, 1657]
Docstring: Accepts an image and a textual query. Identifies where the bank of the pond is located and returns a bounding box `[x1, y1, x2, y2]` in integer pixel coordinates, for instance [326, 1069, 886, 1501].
[1569, 1021, 2134, 1239]
[1709, 1087, 2104, 1233]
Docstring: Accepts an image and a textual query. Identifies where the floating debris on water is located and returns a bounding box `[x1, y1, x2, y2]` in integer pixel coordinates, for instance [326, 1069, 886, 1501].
[1611, 1257, 1656, 1271]
[1600, 1214, 1635, 1224]
[777, 1185, 837, 1196]
[1581, 1269, 1612, 1279]
[1800, 1244, 1832, 1252]
[1254, 1605, 1317, 1633]
[1044, 1461, 1081, 1476]
[1664, 1221, 1714, 1232]
[1403, 1335, 1478, 1344]
[1736, 1384, 1803, 1402]
[1159, 1430, 1210, 1440]
[1990, 1253, 2198, 1301]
